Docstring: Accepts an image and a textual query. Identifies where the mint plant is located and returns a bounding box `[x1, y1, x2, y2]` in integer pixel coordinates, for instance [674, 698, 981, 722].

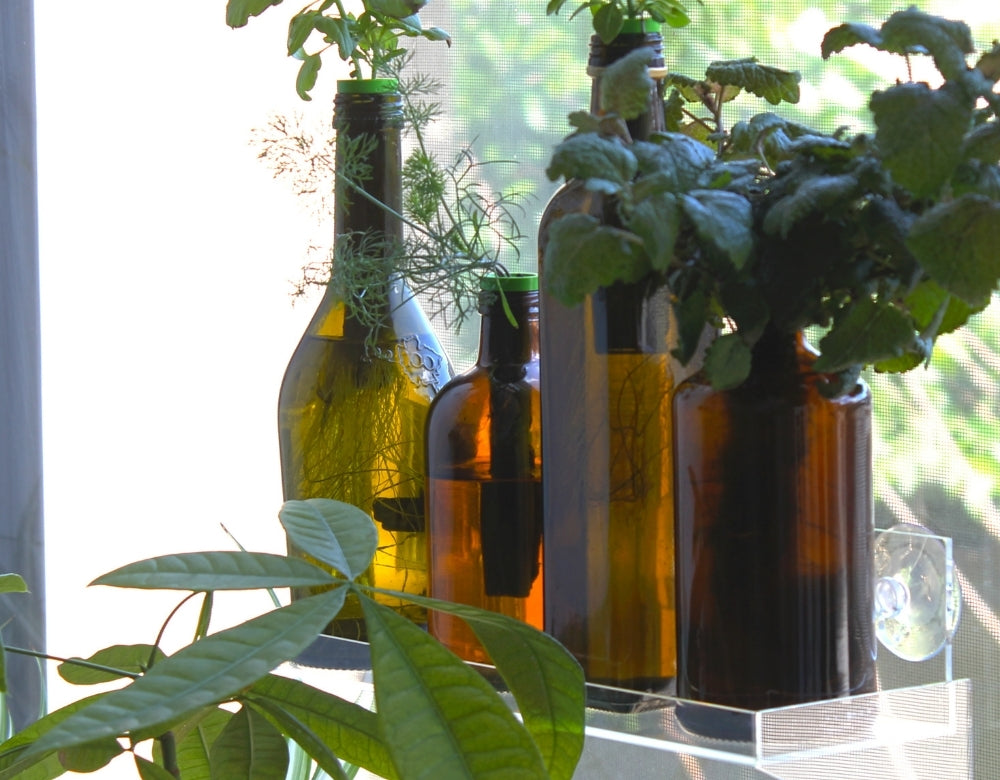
[546, 0, 693, 42]
[543, 7, 1000, 393]
[227, 0, 450, 98]
[0, 500, 585, 779]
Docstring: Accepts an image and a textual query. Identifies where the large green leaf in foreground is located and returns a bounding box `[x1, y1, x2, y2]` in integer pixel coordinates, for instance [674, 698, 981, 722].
[19, 590, 345, 761]
[92, 551, 337, 592]
[363, 595, 549, 779]
[280, 498, 378, 580]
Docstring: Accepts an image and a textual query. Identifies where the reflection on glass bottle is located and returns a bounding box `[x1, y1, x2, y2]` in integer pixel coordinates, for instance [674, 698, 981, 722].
[426, 274, 543, 663]
[539, 22, 680, 700]
[278, 79, 453, 639]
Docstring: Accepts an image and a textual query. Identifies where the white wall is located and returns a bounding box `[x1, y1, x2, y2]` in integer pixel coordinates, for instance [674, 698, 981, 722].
[34, 5, 345, 773]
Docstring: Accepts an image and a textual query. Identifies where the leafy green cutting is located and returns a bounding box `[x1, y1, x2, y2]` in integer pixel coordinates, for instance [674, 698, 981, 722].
[0, 499, 585, 779]
[543, 7, 1000, 393]
[253, 56, 527, 337]
[546, 0, 693, 42]
[227, 0, 450, 97]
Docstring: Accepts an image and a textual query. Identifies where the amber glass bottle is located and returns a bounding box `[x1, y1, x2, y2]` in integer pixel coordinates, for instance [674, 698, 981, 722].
[278, 79, 453, 639]
[672, 329, 876, 714]
[426, 273, 543, 663]
[539, 21, 679, 697]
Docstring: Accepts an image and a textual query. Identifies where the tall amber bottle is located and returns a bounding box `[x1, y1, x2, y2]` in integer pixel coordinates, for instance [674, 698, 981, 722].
[426, 273, 543, 663]
[538, 21, 678, 697]
[278, 79, 454, 639]
[673, 330, 876, 715]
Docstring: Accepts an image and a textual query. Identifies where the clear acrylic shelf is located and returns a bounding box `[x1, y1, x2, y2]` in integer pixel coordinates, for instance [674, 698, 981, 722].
[281, 635, 971, 780]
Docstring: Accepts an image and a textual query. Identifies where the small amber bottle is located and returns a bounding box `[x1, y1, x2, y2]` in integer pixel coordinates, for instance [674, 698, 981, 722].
[425, 273, 543, 663]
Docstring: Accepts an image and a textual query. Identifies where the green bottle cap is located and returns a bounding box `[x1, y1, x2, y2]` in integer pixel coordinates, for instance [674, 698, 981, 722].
[337, 78, 399, 94]
[620, 18, 662, 34]
[481, 273, 539, 293]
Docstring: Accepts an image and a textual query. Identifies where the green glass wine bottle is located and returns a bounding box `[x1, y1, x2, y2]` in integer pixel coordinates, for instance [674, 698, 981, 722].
[278, 78, 454, 639]
[538, 21, 681, 702]
[425, 273, 543, 663]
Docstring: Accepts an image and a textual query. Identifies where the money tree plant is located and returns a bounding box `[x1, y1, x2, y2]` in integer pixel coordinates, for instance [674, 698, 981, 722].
[543, 6, 1000, 393]
[0, 499, 585, 779]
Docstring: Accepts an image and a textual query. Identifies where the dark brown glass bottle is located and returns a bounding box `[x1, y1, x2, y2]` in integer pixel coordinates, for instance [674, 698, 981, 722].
[426, 274, 543, 664]
[672, 330, 876, 715]
[538, 20, 679, 697]
[278, 79, 453, 639]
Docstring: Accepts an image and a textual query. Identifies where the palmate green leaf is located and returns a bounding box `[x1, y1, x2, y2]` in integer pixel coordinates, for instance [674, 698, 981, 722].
[158, 706, 232, 780]
[313, 16, 356, 60]
[814, 298, 916, 373]
[279, 499, 378, 581]
[546, 133, 637, 187]
[870, 81, 972, 199]
[0, 692, 108, 780]
[287, 11, 318, 55]
[361, 595, 548, 780]
[225, 0, 284, 28]
[680, 190, 753, 270]
[135, 755, 177, 780]
[908, 194, 1000, 306]
[248, 674, 394, 779]
[209, 706, 289, 779]
[246, 696, 350, 780]
[542, 214, 648, 307]
[0, 575, 27, 595]
[56, 739, 122, 773]
[600, 48, 656, 120]
[705, 58, 801, 106]
[21, 591, 345, 762]
[704, 333, 753, 390]
[92, 551, 336, 592]
[58, 644, 165, 685]
[396, 592, 585, 780]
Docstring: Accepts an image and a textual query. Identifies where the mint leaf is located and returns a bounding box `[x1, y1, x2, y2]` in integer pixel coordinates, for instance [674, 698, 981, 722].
[870, 81, 972, 198]
[680, 190, 753, 270]
[704, 333, 752, 390]
[880, 7, 974, 82]
[814, 298, 915, 373]
[542, 214, 648, 306]
[705, 58, 801, 106]
[907, 194, 1000, 306]
[626, 192, 681, 272]
[962, 122, 1000, 164]
[635, 134, 714, 191]
[671, 289, 711, 366]
[600, 48, 657, 120]
[762, 172, 861, 238]
[821, 22, 884, 59]
[903, 280, 983, 336]
[546, 134, 637, 186]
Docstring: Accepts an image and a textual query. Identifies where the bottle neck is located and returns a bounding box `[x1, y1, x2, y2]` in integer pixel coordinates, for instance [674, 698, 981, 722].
[588, 32, 666, 139]
[333, 90, 404, 256]
[478, 290, 540, 368]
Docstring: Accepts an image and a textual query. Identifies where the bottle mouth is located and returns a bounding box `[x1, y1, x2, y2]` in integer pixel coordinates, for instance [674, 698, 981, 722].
[481, 273, 538, 293]
[337, 78, 399, 94]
